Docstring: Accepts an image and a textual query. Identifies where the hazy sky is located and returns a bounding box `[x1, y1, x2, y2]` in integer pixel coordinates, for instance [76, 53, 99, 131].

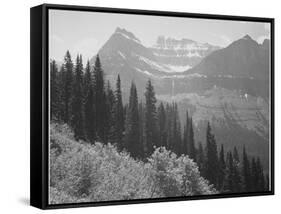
[49, 9, 270, 61]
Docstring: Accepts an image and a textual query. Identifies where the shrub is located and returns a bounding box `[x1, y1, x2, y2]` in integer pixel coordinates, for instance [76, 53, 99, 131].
[49, 123, 216, 204]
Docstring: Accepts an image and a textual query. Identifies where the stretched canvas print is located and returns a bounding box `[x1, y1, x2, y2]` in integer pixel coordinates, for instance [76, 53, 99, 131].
[30, 4, 274, 209]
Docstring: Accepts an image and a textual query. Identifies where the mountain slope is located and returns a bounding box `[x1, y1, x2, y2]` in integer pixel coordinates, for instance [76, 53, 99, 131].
[91, 27, 168, 96]
[187, 35, 270, 80]
[91, 28, 220, 97]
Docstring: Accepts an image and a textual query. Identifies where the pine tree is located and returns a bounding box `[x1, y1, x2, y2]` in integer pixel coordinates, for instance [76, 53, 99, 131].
[196, 142, 205, 173]
[204, 122, 219, 187]
[144, 80, 158, 156]
[84, 82, 95, 143]
[157, 102, 167, 148]
[251, 157, 258, 191]
[242, 146, 251, 191]
[70, 54, 85, 140]
[105, 81, 115, 143]
[110, 74, 125, 149]
[124, 82, 142, 158]
[93, 55, 107, 143]
[232, 146, 242, 192]
[233, 147, 239, 162]
[50, 60, 60, 121]
[183, 111, 196, 159]
[83, 60, 95, 143]
[225, 151, 234, 192]
[83, 60, 92, 99]
[256, 157, 265, 191]
[188, 117, 196, 159]
[61, 50, 74, 123]
[265, 173, 270, 191]
[57, 65, 66, 121]
[183, 111, 190, 155]
[165, 104, 173, 151]
[138, 102, 145, 156]
[218, 144, 226, 191]
[171, 103, 181, 155]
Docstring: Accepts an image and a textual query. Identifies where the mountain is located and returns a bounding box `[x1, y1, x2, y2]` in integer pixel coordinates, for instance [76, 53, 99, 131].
[91, 29, 270, 172]
[91, 27, 166, 96]
[91, 27, 220, 97]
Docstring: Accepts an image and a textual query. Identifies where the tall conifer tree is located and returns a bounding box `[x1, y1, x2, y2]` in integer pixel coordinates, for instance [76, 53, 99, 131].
[218, 144, 226, 191]
[183, 111, 189, 155]
[171, 103, 181, 155]
[124, 82, 142, 158]
[256, 157, 265, 191]
[83, 60, 92, 99]
[110, 74, 125, 149]
[70, 54, 85, 140]
[251, 157, 258, 191]
[50, 60, 60, 121]
[157, 102, 167, 148]
[105, 81, 115, 143]
[93, 55, 107, 143]
[232, 146, 242, 192]
[62, 50, 73, 123]
[196, 142, 205, 173]
[242, 145, 251, 191]
[144, 80, 158, 156]
[84, 83, 95, 143]
[188, 117, 196, 159]
[138, 102, 145, 154]
[225, 151, 234, 192]
[204, 122, 219, 187]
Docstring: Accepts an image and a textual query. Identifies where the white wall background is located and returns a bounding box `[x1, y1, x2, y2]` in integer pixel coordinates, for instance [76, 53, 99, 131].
[0, 0, 279, 213]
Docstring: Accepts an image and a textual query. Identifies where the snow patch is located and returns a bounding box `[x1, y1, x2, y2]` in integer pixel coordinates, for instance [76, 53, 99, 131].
[136, 54, 192, 73]
[134, 67, 155, 77]
[153, 51, 202, 58]
[164, 64, 192, 73]
[116, 32, 141, 44]
[136, 55, 171, 73]
[161, 73, 207, 79]
[118, 51, 126, 59]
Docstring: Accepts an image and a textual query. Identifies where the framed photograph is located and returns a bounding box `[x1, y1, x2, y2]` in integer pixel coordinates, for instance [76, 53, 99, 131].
[30, 4, 274, 209]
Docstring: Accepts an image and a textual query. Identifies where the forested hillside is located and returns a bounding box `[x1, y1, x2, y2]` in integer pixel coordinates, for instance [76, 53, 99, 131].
[49, 51, 269, 203]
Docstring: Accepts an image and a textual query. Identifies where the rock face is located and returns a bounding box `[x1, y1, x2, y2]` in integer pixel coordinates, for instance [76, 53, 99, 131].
[150, 36, 220, 71]
[91, 27, 271, 171]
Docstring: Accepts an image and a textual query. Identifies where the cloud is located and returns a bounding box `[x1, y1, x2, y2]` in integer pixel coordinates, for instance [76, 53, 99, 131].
[50, 34, 64, 44]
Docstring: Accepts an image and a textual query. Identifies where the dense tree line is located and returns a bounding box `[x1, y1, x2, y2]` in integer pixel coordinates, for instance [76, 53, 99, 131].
[50, 51, 270, 193]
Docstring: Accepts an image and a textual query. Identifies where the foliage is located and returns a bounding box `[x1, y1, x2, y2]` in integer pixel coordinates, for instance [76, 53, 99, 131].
[148, 147, 216, 197]
[49, 123, 216, 204]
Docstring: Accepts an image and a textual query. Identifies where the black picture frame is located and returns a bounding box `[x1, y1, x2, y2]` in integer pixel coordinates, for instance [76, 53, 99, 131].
[30, 3, 275, 210]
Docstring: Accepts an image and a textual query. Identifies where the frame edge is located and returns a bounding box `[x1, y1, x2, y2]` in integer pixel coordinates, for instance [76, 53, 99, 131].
[30, 4, 47, 210]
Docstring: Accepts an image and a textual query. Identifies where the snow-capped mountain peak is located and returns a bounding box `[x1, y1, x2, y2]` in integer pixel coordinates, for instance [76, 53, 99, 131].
[114, 27, 141, 44]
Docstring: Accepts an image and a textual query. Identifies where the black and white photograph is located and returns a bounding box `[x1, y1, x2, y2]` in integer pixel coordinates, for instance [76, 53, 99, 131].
[48, 8, 273, 205]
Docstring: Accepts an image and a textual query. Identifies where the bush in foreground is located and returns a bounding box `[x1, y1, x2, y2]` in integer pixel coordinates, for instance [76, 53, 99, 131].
[49, 123, 216, 204]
